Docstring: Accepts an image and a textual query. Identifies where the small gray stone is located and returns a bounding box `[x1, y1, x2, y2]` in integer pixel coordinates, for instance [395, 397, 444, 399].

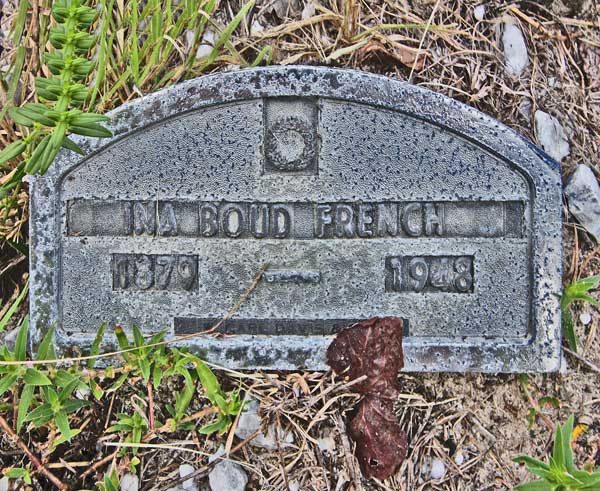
[473, 5, 486, 20]
[430, 458, 446, 479]
[208, 460, 248, 491]
[195, 29, 216, 59]
[565, 165, 600, 241]
[0, 477, 10, 491]
[301, 2, 316, 20]
[503, 21, 529, 76]
[317, 434, 336, 454]
[3, 328, 18, 351]
[208, 444, 225, 464]
[234, 398, 262, 441]
[250, 20, 264, 35]
[179, 464, 199, 491]
[535, 110, 570, 162]
[454, 451, 465, 466]
[252, 424, 295, 450]
[120, 473, 139, 491]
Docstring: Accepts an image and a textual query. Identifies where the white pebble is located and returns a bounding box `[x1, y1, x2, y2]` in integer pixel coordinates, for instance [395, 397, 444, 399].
[301, 2, 316, 20]
[0, 477, 10, 491]
[454, 451, 465, 465]
[535, 110, 570, 162]
[120, 473, 139, 491]
[317, 435, 336, 454]
[430, 458, 446, 480]
[474, 5, 486, 20]
[503, 21, 529, 76]
[580, 312, 592, 325]
[250, 20, 264, 35]
[179, 464, 198, 491]
[195, 29, 216, 59]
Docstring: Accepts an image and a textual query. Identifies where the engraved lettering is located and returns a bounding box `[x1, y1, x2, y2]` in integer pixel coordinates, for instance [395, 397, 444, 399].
[357, 204, 374, 237]
[113, 255, 129, 289]
[155, 255, 175, 289]
[133, 202, 155, 236]
[454, 256, 473, 292]
[112, 254, 198, 291]
[134, 255, 154, 290]
[222, 205, 244, 238]
[177, 256, 198, 290]
[334, 204, 354, 238]
[249, 204, 269, 238]
[389, 257, 402, 291]
[377, 203, 398, 237]
[408, 257, 428, 292]
[272, 205, 291, 238]
[315, 204, 332, 238]
[70, 200, 525, 239]
[199, 203, 218, 237]
[425, 203, 444, 236]
[429, 257, 450, 288]
[386, 255, 474, 293]
[402, 203, 422, 237]
[158, 202, 178, 236]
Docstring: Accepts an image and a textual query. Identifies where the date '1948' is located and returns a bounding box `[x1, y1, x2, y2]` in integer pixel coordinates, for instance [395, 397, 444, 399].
[385, 255, 474, 293]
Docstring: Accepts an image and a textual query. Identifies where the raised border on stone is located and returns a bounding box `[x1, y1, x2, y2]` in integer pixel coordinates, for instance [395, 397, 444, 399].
[29, 66, 562, 372]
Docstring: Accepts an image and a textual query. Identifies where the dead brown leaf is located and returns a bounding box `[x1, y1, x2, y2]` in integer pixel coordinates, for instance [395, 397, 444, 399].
[326, 317, 404, 399]
[349, 396, 407, 480]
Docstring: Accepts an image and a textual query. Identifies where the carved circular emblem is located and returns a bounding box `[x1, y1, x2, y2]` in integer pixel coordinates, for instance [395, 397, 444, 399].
[266, 116, 315, 171]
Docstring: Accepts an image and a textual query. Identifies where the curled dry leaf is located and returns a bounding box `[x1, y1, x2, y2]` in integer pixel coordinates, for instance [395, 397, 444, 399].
[326, 316, 404, 399]
[356, 40, 426, 70]
[349, 396, 408, 480]
[327, 317, 407, 481]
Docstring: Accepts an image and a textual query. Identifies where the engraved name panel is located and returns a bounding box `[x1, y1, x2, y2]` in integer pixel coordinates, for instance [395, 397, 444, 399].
[68, 200, 524, 239]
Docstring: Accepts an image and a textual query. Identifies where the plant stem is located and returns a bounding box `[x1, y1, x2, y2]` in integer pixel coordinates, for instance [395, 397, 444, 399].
[0, 413, 69, 490]
[147, 381, 155, 431]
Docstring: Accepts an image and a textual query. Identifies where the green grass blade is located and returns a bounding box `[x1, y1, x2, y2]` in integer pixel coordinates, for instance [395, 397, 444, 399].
[0, 46, 27, 120]
[200, 0, 255, 70]
[0, 281, 29, 333]
[11, 0, 30, 44]
[17, 384, 35, 433]
[87, 322, 106, 368]
[249, 45, 272, 67]
[562, 309, 578, 352]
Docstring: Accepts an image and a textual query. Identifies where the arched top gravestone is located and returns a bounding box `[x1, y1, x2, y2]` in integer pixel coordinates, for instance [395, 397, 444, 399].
[30, 67, 562, 372]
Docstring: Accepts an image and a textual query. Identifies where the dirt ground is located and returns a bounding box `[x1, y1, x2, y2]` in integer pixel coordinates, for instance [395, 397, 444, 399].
[1, 0, 600, 490]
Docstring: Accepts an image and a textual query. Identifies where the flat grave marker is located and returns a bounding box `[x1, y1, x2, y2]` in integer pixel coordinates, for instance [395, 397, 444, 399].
[30, 67, 562, 371]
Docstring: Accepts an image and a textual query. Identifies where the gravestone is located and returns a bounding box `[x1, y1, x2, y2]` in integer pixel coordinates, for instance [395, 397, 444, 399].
[30, 67, 562, 372]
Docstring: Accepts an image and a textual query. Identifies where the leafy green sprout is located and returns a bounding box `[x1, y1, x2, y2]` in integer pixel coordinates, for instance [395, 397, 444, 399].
[561, 275, 600, 352]
[0, 0, 112, 180]
[513, 415, 600, 490]
[2, 466, 33, 485]
[107, 411, 149, 455]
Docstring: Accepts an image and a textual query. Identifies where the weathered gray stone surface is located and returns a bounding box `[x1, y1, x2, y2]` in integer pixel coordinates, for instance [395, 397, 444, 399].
[565, 164, 600, 241]
[30, 67, 562, 372]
